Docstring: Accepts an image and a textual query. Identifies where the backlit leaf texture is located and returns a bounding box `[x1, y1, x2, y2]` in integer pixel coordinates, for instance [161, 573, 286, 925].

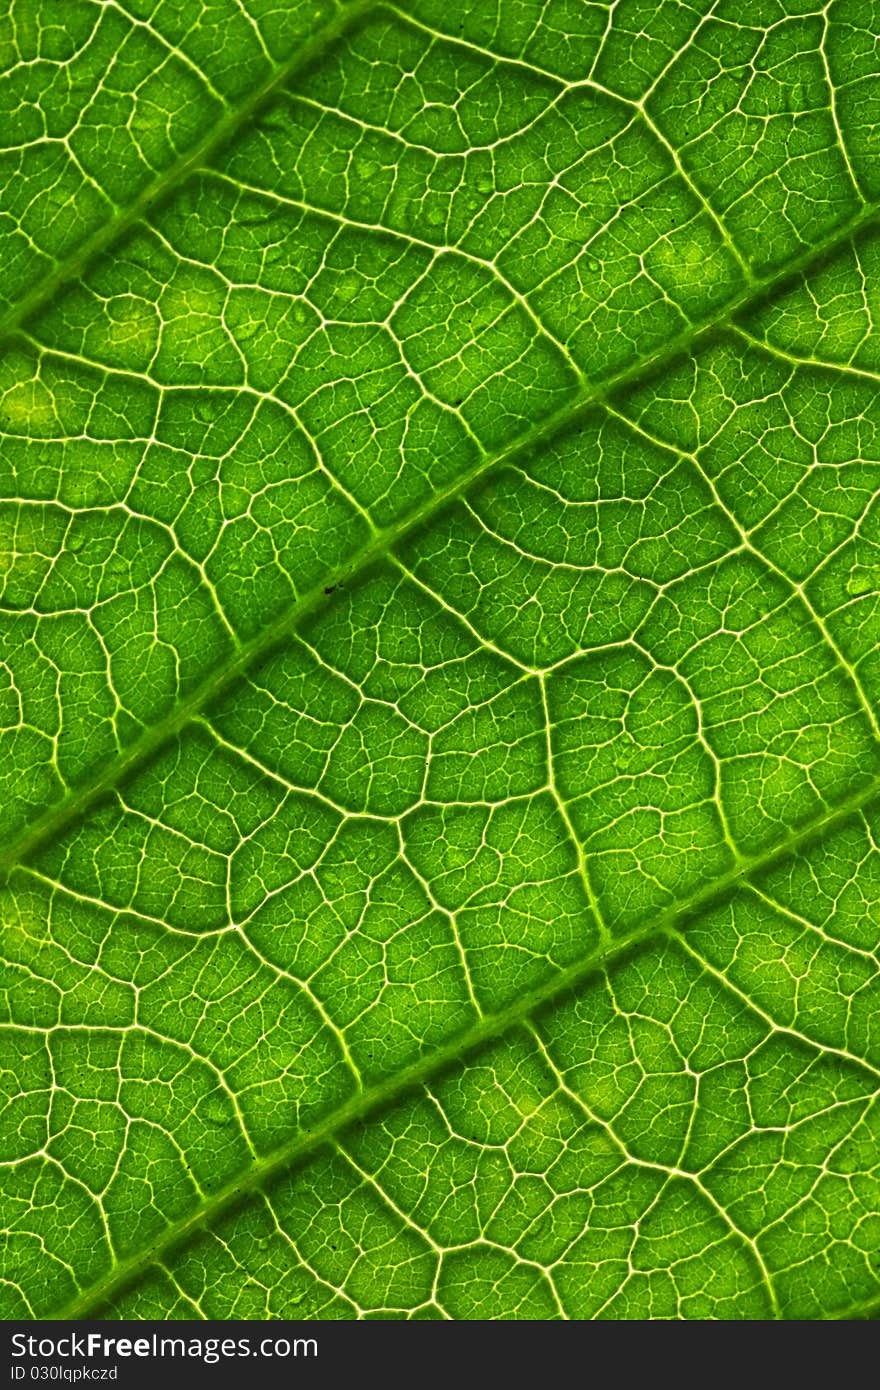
[1, 0, 879, 1320]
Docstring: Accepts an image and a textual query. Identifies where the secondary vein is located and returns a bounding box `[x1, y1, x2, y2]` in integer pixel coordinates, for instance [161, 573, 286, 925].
[2, 200, 879, 886]
[54, 768, 880, 1320]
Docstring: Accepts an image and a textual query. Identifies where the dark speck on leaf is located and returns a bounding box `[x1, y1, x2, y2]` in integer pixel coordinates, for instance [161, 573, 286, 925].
[324, 585, 337, 595]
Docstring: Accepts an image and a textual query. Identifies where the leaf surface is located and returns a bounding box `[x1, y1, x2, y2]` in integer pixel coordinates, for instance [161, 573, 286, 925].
[1, 0, 879, 1320]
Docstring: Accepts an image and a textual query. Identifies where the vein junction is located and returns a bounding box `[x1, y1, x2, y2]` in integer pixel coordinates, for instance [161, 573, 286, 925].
[1, 0, 879, 1323]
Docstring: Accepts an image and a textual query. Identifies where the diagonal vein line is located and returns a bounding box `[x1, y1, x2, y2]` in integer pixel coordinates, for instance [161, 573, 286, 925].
[2, 200, 880, 885]
[52, 770, 880, 1320]
[0, 0, 379, 344]
[4, 0, 880, 1328]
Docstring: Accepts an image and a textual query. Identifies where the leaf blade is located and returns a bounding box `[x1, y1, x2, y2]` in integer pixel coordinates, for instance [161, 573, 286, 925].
[2, 0, 880, 1322]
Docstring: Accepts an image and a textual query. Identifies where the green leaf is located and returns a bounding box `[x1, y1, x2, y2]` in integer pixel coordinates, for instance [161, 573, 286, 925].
[2, 0, 879, 1321]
